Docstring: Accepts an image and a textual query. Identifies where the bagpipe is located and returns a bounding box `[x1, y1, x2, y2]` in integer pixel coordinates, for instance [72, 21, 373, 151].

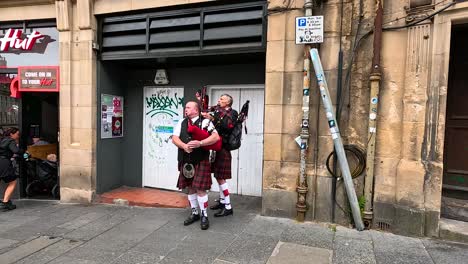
[189, 86, 250, 151]
[188, 86, 222, 151]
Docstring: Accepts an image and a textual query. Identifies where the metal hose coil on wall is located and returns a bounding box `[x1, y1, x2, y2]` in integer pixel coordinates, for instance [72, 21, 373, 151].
[326, 144, 366, 179]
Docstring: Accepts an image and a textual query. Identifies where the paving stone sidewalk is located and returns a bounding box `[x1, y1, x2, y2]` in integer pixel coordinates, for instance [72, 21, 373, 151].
[0, 196, 467, 264]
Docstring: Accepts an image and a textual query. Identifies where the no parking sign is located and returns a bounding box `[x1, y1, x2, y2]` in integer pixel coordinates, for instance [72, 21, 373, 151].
[295, 16, 324, 44]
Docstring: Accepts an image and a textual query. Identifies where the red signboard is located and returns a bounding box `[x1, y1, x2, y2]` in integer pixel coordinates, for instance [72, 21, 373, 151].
[18, 66, 60, 92]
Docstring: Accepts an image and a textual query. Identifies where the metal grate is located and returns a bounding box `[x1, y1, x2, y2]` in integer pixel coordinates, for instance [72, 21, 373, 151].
[375, 221, 392, 231]
[98, 1, 267, 60]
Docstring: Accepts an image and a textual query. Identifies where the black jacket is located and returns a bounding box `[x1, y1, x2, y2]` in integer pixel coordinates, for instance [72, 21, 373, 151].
[0, 138, 23, 159]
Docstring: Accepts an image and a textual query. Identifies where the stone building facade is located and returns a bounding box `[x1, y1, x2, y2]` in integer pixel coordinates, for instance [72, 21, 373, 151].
[0, 0, 467, 237]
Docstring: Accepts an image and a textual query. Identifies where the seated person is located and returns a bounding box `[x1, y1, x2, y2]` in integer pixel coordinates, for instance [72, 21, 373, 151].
[31, 137, 50, 146]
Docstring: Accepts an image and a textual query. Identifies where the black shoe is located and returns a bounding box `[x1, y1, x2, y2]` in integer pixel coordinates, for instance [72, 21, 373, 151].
[210, 201, 224, 210]
[0, 201, 16, 211]
[214, 207, 233, 217]
[201, 215, 209, 230]
[184, 213, 200, 226]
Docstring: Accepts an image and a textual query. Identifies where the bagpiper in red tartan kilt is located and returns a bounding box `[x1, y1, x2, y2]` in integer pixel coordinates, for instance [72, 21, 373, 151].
[212, 148, 232, 180]
[177, 159, 212, 191]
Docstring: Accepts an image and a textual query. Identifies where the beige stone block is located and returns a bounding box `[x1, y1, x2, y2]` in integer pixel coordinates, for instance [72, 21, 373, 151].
[373, 157, 399, 202]
[61, 148, 93, 166]
[266, 40, 285, 72]
[71, 60, 94, 85]
[131, 0, 190, 10]
[375, 124, 402, 158]
[72, 84, 96, 107]
[315, 136, 334, 172]
[322, 2, 341, 34]
[59, 127, 71, 147]
[0, 4, 55, 21]
[281, 105, 302, 134]
[433, 22, 451, 56]
[59, 42, 71, 61]
[60, 84, 71, 107]
[382, 31, 408, 76]
[319, 37, 340, 71]
[70, 41, 95, 62]
[264, 105, 283, 134]
[278, 162, 300, 192]
[60, 165, 93, 189]
[268, 0, 304, 9]
[71, 128, 96, 150]
[285, 10, 304, 41]
[77, 0, 93, 29]
[424, 161, 443, 211]
[265, 72, 284, 105]
[396, 159, 425, 209]
[267, 13, 286, 41]
[71, 106, 94, 129]
[264, 133, 282, 161]
[400, 122, 425, 161]
[60, 60, 71, 85]
[263, 160, 281, 189]
[60, 187, 94, 203]
[60, 107, 71, 129]
[94, 0, 131, 14]
[283, 71, 304, 105]
[281, 134, 300, 162]
[285, 41, 304, 72]
[402, 102, 426, 123]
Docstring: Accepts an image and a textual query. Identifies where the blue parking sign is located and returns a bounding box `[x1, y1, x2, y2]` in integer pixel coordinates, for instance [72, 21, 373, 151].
[298, 18, 306, 27]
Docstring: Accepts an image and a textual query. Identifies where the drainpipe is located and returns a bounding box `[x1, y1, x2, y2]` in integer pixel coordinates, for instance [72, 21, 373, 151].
[363, 0, 384, 225]
[297, 0, 314, 222]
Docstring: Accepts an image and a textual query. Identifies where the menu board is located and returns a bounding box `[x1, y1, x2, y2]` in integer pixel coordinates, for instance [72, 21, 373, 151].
[101, 94, 124, 139]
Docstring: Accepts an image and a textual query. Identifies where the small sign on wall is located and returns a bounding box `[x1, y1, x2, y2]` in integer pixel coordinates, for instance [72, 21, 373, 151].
[295, 16, 324, 44]
[101, 94, 124, 139]
[18, 66, 59, 92]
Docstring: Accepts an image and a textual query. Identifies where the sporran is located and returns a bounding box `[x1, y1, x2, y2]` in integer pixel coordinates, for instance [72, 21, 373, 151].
[182, 163, 195, 179]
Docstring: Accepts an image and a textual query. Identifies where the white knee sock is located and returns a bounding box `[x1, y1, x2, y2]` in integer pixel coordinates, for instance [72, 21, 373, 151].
[218, 185, 225, 204]
[188, 194, 199, 215]
[220, 183, 232, 210]
[197, 194, 209, 217]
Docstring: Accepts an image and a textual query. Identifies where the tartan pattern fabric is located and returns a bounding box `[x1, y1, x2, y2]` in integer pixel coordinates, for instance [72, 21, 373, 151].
[213, 148, 232, 179]
[177, 159, 212, 191]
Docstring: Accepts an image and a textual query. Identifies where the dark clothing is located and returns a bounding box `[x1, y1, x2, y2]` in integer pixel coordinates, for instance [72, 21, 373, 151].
[0, 138, 22, 182]
[212, 107, 236, 180]
[176, 118, 213, 191]
[0, 137, 23, 160]
[177, 159, 212, 190]
[212, 148, 232, 180]
[212, 108, 238, 149]
[177, 118, 210, 165]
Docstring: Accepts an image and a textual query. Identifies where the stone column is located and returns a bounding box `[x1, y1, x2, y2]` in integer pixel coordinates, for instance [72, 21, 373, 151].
[394, 23, 431, 236]
[262, 0, 306, 218]
[56, 0, 97, 203]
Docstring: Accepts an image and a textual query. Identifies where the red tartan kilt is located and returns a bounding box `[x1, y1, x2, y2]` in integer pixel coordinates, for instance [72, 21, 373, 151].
[177, 159, 212, 191]
[212, 148, 232, 180]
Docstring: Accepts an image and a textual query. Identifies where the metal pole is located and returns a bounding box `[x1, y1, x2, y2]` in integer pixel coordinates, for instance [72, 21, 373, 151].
[296, 0, 314, 222]
[310, 48, 365, 231]
[363, 0, 384, 224]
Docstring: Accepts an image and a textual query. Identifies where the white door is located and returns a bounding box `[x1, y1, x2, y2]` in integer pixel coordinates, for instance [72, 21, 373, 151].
[208, 85, 264, 196]
[142, 87, 184, 190]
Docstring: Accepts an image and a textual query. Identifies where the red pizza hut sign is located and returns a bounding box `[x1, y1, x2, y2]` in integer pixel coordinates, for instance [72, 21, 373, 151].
[18, 66, 60, 92]
[0, 29, 44, 52]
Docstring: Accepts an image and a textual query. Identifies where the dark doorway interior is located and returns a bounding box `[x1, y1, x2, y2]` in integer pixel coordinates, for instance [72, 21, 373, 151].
[20, 92, 59, 199]
[441, 24, 468, 221]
